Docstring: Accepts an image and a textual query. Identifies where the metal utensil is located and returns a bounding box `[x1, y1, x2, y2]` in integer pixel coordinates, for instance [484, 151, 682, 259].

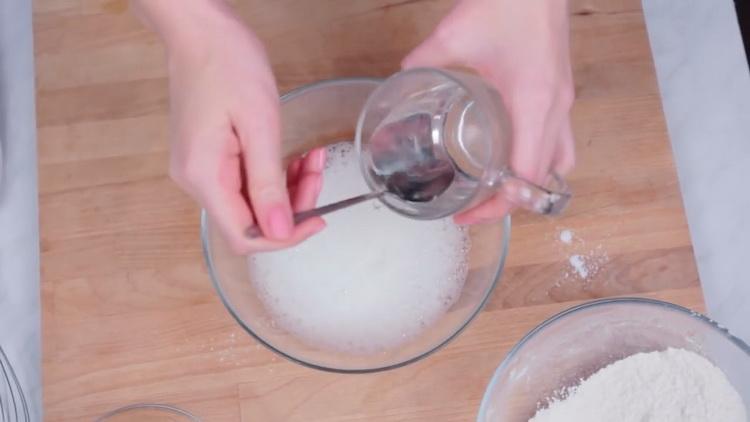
[246, 190, 383, 238]
[0, 346, 30, 422]
[246, 166, 455, 238]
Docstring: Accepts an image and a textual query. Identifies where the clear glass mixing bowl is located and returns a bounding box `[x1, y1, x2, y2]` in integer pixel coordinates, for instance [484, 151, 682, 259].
[477, 297, 750, 422]
[202, 78, 510, 373]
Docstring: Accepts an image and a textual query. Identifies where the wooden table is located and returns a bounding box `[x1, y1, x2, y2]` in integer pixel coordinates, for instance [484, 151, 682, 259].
[35, 0, 702, 420]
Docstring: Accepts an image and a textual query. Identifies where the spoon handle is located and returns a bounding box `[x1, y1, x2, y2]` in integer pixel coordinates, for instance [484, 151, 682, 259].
[246, 190, 384, 238]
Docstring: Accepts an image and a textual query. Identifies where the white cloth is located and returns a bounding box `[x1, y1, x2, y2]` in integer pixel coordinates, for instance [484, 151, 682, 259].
[0, 0, 42, 419]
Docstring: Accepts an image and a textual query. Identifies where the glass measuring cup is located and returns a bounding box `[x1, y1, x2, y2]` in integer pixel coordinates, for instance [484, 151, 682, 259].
[356, 68, 570, 220]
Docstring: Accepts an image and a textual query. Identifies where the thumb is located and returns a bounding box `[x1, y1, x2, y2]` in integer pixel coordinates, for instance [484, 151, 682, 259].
[401, 30, 457, 69]
[233, 88, 294, 241]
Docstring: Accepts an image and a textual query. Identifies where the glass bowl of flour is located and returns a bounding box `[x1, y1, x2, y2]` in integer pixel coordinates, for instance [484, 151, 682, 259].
[202, 78, 510, 373]
[477, 297, 750, 422]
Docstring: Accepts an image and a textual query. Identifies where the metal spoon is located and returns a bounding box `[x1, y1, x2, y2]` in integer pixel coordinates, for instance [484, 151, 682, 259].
[245, 165, 454, 238]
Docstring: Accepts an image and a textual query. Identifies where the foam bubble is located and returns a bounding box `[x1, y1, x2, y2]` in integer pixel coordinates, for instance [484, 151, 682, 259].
[248, 142, 470, 354]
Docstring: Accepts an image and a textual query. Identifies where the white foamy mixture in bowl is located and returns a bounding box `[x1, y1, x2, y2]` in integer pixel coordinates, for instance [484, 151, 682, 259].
[249, 142, 470, 354]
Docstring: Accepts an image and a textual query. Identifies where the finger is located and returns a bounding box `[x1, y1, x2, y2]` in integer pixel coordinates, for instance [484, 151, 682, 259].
[292, 173, 322, 213]
[508, 93, 558, 184]
[287, 157, 303, 186]
[553, 117, 576, 175]
[245, 217, 327, 254]
[286, 157, 304, 201]
[292, 148, 326, 212]
[204, 183, 325, 255]
[290, 147, 325, 185]
[401, 0, 487, 71]
[401, 27, 458, 69]
[233, 86, 294, 242]
[402, 43, 451, 69]
[303, 147, 327, 174]
[453, 194, 513, 226]
[194, 155, 258, 255]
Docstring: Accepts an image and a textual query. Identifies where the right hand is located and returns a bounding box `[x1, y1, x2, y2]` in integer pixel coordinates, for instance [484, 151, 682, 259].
[403, 0, 575, 224]
[134, 0, 326, 254]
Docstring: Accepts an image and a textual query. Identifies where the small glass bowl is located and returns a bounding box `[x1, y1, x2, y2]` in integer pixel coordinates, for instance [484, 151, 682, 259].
[477, 297, 750, 421]
[95, 403, 200, 421]
[202, 78, 510, 373]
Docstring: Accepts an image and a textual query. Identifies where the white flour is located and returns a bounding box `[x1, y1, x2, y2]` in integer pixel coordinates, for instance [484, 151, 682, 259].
[529, 348, 747, 422]
[249, 142, 470, 354]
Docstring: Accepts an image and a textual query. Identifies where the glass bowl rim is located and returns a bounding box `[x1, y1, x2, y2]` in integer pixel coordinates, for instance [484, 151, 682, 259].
[95, 403, 200, 421]
[476, 296, 750, 421]
[200, 76, 512, 373]
[279, 76, 383, 100]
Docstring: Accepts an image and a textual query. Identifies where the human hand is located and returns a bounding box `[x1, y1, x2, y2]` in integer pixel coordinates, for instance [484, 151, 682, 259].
[403, 0, 575, 224]
[132, 0, 326, 253]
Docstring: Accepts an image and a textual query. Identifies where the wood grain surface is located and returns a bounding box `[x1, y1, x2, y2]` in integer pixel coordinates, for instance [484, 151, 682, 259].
[35, 0, 702, 420]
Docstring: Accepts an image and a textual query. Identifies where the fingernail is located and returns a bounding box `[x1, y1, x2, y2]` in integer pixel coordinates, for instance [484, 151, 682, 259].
[314, 148, 326, 171]
[267, 206, 293, 239]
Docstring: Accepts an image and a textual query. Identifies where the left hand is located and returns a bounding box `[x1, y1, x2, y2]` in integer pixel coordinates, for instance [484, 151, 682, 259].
[133, 0, 327, 254]
[403, 0, 576, 224]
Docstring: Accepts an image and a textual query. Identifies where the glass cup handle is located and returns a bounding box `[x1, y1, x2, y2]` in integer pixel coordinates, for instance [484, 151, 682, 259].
[490, 171, 571, 215]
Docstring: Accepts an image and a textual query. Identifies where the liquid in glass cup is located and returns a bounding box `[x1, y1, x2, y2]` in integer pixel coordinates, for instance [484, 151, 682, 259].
[356, 67, 570, 220]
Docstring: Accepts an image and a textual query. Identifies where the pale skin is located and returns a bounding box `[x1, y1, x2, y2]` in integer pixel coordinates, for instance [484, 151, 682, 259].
[132, 0, 575, 254]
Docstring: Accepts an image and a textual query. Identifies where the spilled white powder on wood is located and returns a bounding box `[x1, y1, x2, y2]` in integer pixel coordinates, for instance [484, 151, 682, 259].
[559, 229, 573, 244]
[529, 348, 747, 422]
[555, 229, 609, 284]
[568, 254, 588, 278]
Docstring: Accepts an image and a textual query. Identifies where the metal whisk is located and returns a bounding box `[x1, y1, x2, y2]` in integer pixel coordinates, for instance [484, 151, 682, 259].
[0, 346, 29, 422]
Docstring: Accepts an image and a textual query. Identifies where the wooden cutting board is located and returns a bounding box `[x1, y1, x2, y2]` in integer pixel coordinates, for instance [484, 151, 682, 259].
[34, 0, 702, 420]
